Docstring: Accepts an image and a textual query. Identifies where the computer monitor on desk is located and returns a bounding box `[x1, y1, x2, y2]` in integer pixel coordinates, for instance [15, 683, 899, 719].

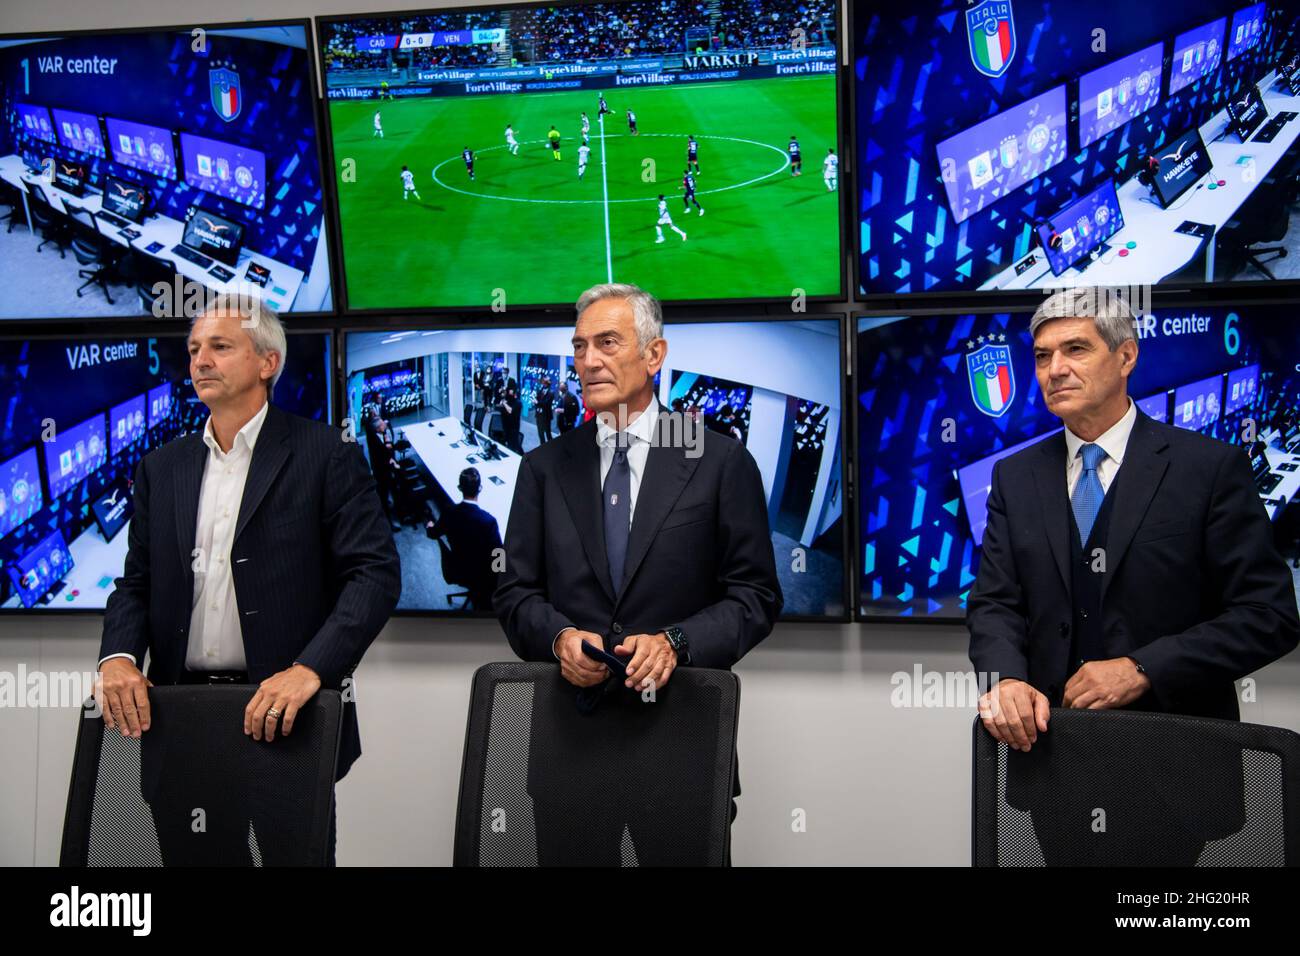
[1035, 178, 1124, 276]
[101, 175, 149, 223]
[1146, 127, 1214, 208]
[1226, 84, 1268, 141]
[179, 205, 243, 268]
[52, 159, 87, 197]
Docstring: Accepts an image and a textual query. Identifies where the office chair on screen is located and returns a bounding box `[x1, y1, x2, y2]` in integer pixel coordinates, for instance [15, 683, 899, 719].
[0, 179, 26, 233]
[434, 534, 472, 608]
[134, 253, 177, 315]
[972, 708, 1300, 866]
[463, 403, 475, 428]
[67, 206, 125, 303]
[27, 183, 69, 257]
[454, 663, 740, 866]
[61, 686, 342, 866]
[1219, 176, 1291, 280]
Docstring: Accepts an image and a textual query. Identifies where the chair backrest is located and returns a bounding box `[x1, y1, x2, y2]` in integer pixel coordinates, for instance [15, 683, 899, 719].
[972, 708, 1300, 866]
[463, 403, 474, 427]
[437, 534, 471, 587]
[472, 406, 488, 431]
[454, 662, 739, 866]
[61, 686, 342, 866]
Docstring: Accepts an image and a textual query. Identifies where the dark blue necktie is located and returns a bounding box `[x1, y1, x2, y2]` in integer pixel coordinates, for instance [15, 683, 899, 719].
[1071, 443, 1107, 546]
[603, 432, 631, 593]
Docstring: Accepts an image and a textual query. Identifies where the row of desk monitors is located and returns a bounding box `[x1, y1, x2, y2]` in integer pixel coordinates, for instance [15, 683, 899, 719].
[1, 308, 1297, 624]
[2, 1, 1296, 320]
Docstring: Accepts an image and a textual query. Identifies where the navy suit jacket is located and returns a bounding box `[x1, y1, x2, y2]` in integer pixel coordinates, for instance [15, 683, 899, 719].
[494, 412, 782, 669]
[968, 408, 1299, 720]
[100, 402, 402, 781]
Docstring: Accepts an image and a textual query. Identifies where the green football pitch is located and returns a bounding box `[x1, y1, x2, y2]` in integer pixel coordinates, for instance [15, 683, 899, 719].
[329, 75, 842, 309]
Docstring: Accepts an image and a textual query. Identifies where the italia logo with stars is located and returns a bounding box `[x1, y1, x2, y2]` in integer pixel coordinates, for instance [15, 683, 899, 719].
[965, 333, 1016, 417]
[209, 58, 242, 122]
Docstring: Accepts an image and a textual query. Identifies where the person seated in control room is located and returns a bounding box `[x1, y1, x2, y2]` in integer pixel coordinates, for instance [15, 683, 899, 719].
[425, 466, 502, 610]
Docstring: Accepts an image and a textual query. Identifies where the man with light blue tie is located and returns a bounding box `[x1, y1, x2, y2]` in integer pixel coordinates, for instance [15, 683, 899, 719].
[969, 288, 1298, 754]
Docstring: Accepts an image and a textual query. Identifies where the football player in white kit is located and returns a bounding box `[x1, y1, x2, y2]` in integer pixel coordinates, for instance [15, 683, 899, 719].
[823, 148, 838, 191]
[654, 193, 687, 243]
[373, 110, 384, 138]
[505, 124, 520, 155]
[400, 164, 421, 200]
[578, 142, 591, 180]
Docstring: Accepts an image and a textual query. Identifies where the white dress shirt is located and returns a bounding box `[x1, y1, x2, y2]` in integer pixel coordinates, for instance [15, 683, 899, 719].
[554, 396, 661, 657]
[595, 395, 660, 528]
[98, 402, 270, 672]
[1064, 398, 1137, 497]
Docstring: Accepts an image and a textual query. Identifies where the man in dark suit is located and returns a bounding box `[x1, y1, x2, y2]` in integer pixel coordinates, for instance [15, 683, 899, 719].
[494, 282, 782, 864]
[96, 296, 401, 866]
[969, 289, 1299, 863]
[534, 377, 555, 445]
[556, 381, 580, 434]
[425, 466, 503, 609]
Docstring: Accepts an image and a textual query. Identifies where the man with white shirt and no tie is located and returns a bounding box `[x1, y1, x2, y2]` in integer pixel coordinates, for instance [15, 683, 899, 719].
[969, 288, 1298, 752]
[96, 295, 400, 865]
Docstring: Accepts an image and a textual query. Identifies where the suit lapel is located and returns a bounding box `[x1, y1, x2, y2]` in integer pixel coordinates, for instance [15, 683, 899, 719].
[558, 418, 615, 603]
[618, 413, 701, 606]
[1100, 412, 1169, 604]
[233, 403, 291, 544]
[1030, 431, 1072, 599]
[174, 435, 207, 577]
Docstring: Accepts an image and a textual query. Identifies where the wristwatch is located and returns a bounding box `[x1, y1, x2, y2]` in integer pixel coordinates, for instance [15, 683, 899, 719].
[662, 625, 691, 664]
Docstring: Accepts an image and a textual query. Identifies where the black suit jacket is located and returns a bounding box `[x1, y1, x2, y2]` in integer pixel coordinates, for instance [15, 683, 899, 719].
[494, 412, 782, 669]
[427, 500, 502, 606]
[101, 402, 402, 781]
[968, 409, 1299, 720]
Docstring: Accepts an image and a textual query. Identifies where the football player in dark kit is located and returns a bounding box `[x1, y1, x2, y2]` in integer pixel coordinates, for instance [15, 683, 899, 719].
[682, 169, 704, 216]
[462, 147, 475, 181]
[686, 134, 700, 175]
[788, 135, 802, 176]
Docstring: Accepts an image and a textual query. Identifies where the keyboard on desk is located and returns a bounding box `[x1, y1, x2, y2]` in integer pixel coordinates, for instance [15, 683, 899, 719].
[1256, 470, 1284, 495]
[96, 210, 128, 229]
[171, 244, 213, 269]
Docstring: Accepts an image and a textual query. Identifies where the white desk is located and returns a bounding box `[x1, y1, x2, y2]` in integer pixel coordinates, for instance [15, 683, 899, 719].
[1260, 433, 1300, 521]
[982, 74, 1300, 290]
[0, 153, 304, 311]
[1, 521, 130, 610]
[401, 416, 522, 537]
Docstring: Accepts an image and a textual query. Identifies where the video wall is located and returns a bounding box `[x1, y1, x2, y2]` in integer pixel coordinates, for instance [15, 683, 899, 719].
[346, 318, 847, 618]
[856, 305, 1300, 620]
[0, 22, 334, 319]
[852, 1, 1300, 297]
[0, 331, 331, 610]
[319, 0, 843, 311]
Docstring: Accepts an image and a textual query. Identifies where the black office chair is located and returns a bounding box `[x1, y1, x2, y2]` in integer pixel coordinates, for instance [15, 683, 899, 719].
[0, 179, 27, 233]
[27, 183, 69, 257]
[454, 662, 739, 866]
[1218, 176, 1290, 280]
[134, 253, 178, 316]
[472, 405, 489, 433]
[61, 686, 342, 866]
[434, 535, 472, 608]
[66, 206, 124, 303]
[463, 402, 475, 428]
[973, 708, 1300, 866]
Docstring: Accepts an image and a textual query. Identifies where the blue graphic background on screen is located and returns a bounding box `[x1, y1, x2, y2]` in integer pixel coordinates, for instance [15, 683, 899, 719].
[51, 107, 106, 158]
[1136, 392, 1168, 421]
[1170, 18, 1227, 95]
[1174, 374, 1225, 431]
[43, 415, 108, 500]
[936, 86, 1067, 224]
[104, 117, 176, 178]
[1228, 2, 1268, 59]
[852, 0, 1289, 295]
[1037, 178, 1123, 275]
[856, 308, 1298, 618]
[0, 26, 326, 276]
[1078, 42, 1164, 149]
[14, 103, 55, 143]
[8, 530, 73, 608]
[0, 448, 43, 539]
[1226, 364, 1259, 412]
[109, 395, 147, 456]
[0, 333, 331, 608]
[180, 132, 266, 208]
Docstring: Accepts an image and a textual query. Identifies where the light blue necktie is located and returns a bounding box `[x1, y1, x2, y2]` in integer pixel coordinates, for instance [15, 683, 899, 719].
[1071, 443, 1108, 546]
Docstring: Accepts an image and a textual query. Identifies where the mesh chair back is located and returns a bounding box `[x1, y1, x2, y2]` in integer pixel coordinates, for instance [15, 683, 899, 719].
[455, 662, 739, 866]
[61, 686, 342, 867]
[973, 708, 1300, 866]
